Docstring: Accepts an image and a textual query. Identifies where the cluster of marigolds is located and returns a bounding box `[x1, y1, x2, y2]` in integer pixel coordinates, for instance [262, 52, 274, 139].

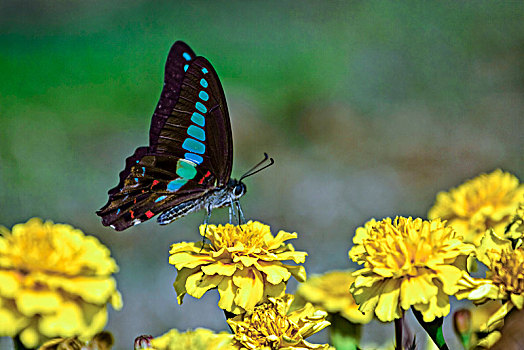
[0, 169, 523, 349]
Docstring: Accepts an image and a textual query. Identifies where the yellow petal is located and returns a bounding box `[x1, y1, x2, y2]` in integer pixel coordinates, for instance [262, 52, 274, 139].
[265, 281, 286, 298]
[39, 301, 85, 337]
[272, 250, 308, 264]
[174, 267, 200, 304]
[45, 275, 117, 305]
[432, 265, 463, 295]
[111, 290, 123, 310]
[0, 271, 19, 298]
[482, 301, 514, 332]
[185, 272, 224, 299]
[254, 261, 291, 284]
[232, 267, 264, 311]
[374, 279, 401, 322]
[20, 325, 40, 348]
[510, 293, 524, 309]
[218, 277, 242, 314]
[0, 306, 28, 336]
[16, 290, 61, 316]
[267, 231, 298, 250]
[201, 261, 238, 276]
[477, 330, 501, 349]
[235, 255, 258, 267]
[400, 275, 438, 310]
[413, 289, 450, 322]
[476, 229, 512, 267]
[80, 306, 108, 340]
[286, 264, 307, 283]
[168, 251, 214, 269]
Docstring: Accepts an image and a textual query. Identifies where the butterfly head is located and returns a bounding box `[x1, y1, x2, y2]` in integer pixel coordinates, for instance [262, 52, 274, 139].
[227, 179, 247, 200]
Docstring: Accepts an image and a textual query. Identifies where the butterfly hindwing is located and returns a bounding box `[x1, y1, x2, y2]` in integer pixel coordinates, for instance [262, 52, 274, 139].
[97, 41, 234, 231]
[98, 153, 217, 230]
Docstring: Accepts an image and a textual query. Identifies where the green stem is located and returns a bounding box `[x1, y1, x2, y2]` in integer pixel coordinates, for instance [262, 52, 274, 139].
[412, 309, 449, 350]
[458, 333, 471, 350]
[329, 313, 361, 350]
[395, 316, 403, 350]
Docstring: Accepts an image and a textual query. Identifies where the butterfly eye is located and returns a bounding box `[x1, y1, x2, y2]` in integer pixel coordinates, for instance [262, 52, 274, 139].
[233, 184, 245, 197]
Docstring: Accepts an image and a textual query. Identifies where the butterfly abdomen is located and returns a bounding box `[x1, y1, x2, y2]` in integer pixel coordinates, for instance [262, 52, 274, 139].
[157, 198, 202, 225]
[157, 185, 238, 225]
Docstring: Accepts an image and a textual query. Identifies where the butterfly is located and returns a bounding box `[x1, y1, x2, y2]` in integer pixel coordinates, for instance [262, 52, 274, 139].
[97, 41, 272, 231]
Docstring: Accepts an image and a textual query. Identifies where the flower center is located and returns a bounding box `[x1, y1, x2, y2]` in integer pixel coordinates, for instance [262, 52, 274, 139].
[214, 223, 265, 250]
[238, 303, 298, 348]
[490, 249, 524, 295]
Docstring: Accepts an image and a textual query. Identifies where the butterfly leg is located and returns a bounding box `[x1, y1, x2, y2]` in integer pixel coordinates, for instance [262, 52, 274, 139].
[199, 206, 212, 252]
[236, 201, 246, 224]
[229, 201, 239, 225]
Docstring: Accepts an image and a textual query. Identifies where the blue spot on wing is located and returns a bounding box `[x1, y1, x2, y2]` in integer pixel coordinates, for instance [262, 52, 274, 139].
[185, 152, 203, 165]
[202, 68, 208, 74]
[184, 64, 189, 72]
[155, 195, 168, 203]
[187, 125, 205, 141]
[167, 179, 187, 192]
[200, 78, 208, 88]
[199, 91, 209, 101]
[182, 138, 205, 154]
[182, 52, 191, 61]
[191, 112, 205, 127]
[195, 102, 207, 113]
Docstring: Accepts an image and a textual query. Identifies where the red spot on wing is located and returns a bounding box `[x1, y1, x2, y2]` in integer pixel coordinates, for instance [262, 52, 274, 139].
[145, 210, 154, 219]
[198, 171, 212, 185]
[130, 210, 135, 219]
[151, 180, 160, 188]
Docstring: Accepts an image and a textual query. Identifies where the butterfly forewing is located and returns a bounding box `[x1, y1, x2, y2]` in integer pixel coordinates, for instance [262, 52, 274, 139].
[150, 41, 196, 149]
[190, 58, 233, 186]
[155, 57, 233, 185]
[97, 41, 234, 231]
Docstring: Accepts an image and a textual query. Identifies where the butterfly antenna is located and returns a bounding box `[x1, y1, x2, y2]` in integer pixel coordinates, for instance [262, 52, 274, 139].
[240, 153, 274, 181]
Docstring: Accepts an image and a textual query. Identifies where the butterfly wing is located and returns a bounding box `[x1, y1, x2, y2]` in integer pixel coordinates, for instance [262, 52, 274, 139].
[97, 42, 233, 231]
[149, 41, 196, 149]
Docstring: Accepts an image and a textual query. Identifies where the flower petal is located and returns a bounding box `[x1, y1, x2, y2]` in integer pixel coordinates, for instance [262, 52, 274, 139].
[173, 267, 200, 304]
[374, 279, 402, 322]
[185, 272, 224, 299]
[254, 261, 291, 284]
[232, 267, 264, 312]
[16, 290, 61, 316]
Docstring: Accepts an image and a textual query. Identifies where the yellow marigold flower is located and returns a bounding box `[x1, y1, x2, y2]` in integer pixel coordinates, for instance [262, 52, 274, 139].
[294, 270, 372, 324]
[348, 217, 474, 323]
[228, 294, 330, 350]
[456, 229, 524, 331]
[169, 221, 307, 314]
[505, 202, 524, 241]
[428, 169, 524, 245]
[149, 328, 235, 350]
[39, 331, 114, 350]
[39, 337, 84, 350]
[0, 218, 122, 348]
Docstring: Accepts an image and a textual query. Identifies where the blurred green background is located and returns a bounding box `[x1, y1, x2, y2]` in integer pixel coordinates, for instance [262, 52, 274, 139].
[1, 1, 523, 349]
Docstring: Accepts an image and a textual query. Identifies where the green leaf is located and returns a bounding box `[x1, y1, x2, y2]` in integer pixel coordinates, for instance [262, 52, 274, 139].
[412, 308, 449, 350]
[329, 313, 361, 350]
